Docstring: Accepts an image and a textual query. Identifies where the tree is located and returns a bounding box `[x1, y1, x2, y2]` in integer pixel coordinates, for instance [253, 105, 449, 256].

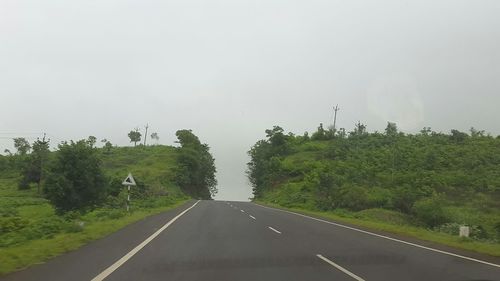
[420, 127, 432, 136]
[385, 122, 398, 136]
[470, 127, 485, 138]
[450, 129, 468, 143]
[103, 141, 113, 153]
[265, 126, 290, 156]
[311, 123, 326, 140]
[128, 129, 142, 146]
[19, 137, 50, 192]
[44, 140, 107, 213]
[175, 130, 217, 199]
[4, 149, 12, 156]
[350, 121, 367, 137]
[150, 132, 159, 144]
[13, 138, 31, 155]
[87, 136, 97, 147]
[337, 128, 347, 139]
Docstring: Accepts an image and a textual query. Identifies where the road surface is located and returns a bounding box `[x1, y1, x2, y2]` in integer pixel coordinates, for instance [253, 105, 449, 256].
[2, 200, 500, 281]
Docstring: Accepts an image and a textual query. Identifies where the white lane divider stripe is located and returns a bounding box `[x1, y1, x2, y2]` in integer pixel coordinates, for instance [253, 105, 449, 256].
[268, 226, 281, 234]
[240, 210, 245, 213]
[317, 254, 365, 281]
[255, 204, 500, 269]
[249, 215, 256, 220]
[91, 200, 201, 281]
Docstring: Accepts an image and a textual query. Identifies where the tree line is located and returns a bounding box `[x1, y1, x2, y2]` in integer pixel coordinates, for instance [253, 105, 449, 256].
[247, 123, 500, 236]
[0, 129, 217, 214]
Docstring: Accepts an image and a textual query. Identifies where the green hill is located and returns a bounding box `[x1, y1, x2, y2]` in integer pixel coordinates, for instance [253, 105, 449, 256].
[0, 144, 191, 275]
[248, 124, 500, 256]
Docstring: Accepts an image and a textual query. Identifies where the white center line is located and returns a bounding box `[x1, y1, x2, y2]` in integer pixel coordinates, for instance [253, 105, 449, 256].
[249, 215, 256, 220]
[268, 226, 281, 234]
[240, 210, 245, 213]
[317, 254, 365, 281]
[90, 200, 200, 281]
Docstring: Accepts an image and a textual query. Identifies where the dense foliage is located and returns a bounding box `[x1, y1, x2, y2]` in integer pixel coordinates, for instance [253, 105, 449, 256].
[174, 130, 217, 199]
[248, 124, 500, 239]
[18, 137, 50, 192]
[0, 142, 189, 258]
[43, 140, 107, 212]
[1, 129, 216, 215]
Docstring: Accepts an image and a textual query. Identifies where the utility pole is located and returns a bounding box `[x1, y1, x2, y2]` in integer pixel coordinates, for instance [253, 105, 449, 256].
[38, 133, 47, 194]
[332, 105, 340, 134]
[143, 124, 149, 146]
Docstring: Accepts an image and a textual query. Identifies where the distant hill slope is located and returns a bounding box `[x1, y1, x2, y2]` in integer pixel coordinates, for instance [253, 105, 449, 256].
[100, 145, 183, 196]
[248, 125, 500, 244]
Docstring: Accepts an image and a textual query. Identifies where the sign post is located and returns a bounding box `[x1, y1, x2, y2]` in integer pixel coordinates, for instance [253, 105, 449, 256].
[122, 173, 137, 212]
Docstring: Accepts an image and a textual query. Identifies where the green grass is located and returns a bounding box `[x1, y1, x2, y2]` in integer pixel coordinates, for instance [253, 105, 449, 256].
[0, 199, 189, 275]
[256, 200, 500, 257]
[0, 145, 189, 275]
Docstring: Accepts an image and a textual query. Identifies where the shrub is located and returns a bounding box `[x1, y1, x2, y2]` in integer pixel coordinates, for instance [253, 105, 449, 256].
[64, 221, 85, 233]
[22, 218, 65, 240]
[495, 222, 500, 238]
[412, 196, 450, 227]
[435, 223, 490, 240]
[43, 140, 107, 213]
[335, 185, 370, 211]
[0, 217, 29, 234]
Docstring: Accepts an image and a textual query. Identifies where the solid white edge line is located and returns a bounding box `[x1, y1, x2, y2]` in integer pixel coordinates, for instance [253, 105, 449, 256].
[249, 215, 256, 220]
[317, 254, 365, 281]
[91, 200, 201, 281]
[254, 203, 500, 269]
[268, 226, 282, 234]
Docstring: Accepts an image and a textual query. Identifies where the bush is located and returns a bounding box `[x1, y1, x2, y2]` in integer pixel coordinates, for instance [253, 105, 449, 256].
[495, 222, 500, 238]
[365, 187, 392, 209]
[435, 223, 490, 240]
[64, 221, 85, 233]
[0, 217, 29, 234]
[356, 208, 410, 225]
[392, 185, 433, 214]
[412, 196, 450, 227]
[43, 140, 107, 213]
[335, 185, 370, 211]
[22, 218, 65, 240]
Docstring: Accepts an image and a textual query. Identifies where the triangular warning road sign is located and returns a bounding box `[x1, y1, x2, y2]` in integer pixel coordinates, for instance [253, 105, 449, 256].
[122, 173, 137, 186]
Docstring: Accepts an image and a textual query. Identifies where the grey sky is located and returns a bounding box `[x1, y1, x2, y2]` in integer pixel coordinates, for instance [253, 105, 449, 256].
[1, 0, 499, 201]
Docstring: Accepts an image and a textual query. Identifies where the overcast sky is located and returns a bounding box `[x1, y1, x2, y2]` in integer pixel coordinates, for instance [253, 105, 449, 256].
[1, 0, 499, 201]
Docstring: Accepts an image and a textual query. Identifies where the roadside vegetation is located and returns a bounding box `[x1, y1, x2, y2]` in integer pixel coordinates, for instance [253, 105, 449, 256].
[0, 129, 216, 275]
[248, 123, 500, 256]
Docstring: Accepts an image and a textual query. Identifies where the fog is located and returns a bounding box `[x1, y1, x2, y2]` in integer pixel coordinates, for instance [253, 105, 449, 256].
[1, 0, 499, 201]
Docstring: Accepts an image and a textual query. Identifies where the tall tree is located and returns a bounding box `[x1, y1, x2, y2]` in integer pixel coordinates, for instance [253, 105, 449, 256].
[175, 130, 217, 199]
[13, 138, 31, 155]
[385, 122, 398, 136]
[128, 129, 142, 146]
[87, 136, 97, 147]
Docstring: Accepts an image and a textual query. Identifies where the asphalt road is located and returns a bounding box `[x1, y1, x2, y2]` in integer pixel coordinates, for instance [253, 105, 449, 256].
[2, 200, 500, 281]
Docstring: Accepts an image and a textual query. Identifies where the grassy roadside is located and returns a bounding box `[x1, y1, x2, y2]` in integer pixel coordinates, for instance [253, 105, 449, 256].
[0, 198, 190, 276]
[255, 200, 500, 258]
